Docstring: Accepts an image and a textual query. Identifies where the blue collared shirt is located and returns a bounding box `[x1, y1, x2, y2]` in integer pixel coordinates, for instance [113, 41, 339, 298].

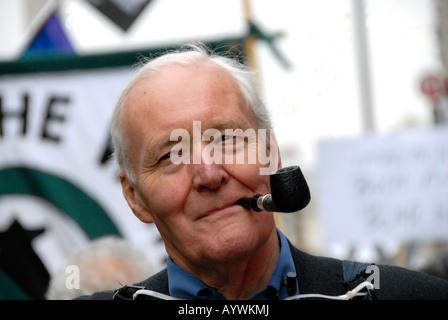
[167, 229, 299, 300]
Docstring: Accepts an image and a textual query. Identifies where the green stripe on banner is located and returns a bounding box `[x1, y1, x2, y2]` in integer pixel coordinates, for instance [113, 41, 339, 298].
[0, 38, 246, 75]
[0, 167, 120, 238]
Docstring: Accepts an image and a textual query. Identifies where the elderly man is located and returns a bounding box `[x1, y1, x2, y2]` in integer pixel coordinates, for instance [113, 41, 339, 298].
[80, 44, 448, 300]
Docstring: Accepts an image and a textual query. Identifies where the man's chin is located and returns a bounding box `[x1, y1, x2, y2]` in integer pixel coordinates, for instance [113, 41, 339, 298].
[202, 228, 265, 263]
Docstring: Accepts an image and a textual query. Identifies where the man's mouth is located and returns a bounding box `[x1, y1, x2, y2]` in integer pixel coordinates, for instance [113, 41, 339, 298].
[235, 195, 261, 211]
[197, 200, 244, 220]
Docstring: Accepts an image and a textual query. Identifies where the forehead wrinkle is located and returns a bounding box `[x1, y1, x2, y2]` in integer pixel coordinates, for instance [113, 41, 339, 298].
[204, 119, 249, 131]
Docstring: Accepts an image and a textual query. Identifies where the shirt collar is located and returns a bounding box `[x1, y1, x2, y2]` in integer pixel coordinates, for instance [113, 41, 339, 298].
[167, 229, 298, 300]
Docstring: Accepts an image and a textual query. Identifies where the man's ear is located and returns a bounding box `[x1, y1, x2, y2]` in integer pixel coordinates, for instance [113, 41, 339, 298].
[119, 171, 155, 224]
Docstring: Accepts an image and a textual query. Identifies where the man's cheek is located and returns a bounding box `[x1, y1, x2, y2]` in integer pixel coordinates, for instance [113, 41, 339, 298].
[228, 164, 270, 192]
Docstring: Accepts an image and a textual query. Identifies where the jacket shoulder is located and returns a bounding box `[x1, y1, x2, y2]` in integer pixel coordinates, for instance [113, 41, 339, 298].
[288, 242, 349, 295]
[288, 241, 448, 299]
[137, 268, 169, 294]
[375, 264, 448, 299]
[74, 268, 169, 300]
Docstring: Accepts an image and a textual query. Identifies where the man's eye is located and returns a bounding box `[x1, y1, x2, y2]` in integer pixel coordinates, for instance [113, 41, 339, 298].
[159, 149, 183, 162]
[159, 152, 172, 162]
[221, 135, 230, 141]
[220, 135, 235, 142]
[220, 135, 244, 146]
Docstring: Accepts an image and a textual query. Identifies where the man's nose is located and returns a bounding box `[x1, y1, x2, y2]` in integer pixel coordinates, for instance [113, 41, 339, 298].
[192, 158, 229, 191]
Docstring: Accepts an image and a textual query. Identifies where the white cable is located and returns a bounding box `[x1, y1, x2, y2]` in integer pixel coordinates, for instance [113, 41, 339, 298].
[132, 281, 374, 301]
[133, 289, 184, 300]
[283, 281, 375, 300]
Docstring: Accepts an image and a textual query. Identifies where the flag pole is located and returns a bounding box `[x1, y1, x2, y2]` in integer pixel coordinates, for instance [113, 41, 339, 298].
[242, 0, 284, 232]
[242, 0, 258, 72]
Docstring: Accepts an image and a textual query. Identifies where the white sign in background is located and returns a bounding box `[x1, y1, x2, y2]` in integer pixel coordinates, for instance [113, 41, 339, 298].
[0, 68, 167, 276]
[317, 127, 448, 245]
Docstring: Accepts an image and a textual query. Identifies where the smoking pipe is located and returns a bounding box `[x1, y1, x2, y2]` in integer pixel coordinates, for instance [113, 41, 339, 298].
[236, 166, 310, 213]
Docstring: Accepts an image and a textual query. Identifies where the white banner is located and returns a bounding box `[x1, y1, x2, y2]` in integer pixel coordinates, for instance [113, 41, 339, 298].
[317, 127, 448, 245]
[0, 67, 166, 299]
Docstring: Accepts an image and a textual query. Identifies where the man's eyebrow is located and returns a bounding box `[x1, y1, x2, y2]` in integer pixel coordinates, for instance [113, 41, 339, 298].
[144, 136, 178, 162]
[155, 136, 177, 150]
[206, 119, 245, 131]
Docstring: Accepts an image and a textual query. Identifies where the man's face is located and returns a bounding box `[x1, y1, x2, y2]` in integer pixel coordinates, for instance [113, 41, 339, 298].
[120, 62, 278, 267]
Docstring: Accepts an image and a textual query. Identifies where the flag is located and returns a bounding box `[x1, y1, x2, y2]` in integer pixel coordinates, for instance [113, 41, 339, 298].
[21, 12, 74, 60]
[86, 0, 153, 31]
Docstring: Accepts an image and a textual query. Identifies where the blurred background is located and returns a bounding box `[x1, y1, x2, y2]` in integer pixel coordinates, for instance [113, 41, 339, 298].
[1, 0, 447, 299]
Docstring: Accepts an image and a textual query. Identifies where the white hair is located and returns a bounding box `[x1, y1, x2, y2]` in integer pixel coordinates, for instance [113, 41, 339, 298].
[110, 42, 272, 184]
[45, 236, 156, 300]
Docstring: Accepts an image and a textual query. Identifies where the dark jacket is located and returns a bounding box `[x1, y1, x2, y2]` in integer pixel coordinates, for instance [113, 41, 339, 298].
[78, 241, 448, 300]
